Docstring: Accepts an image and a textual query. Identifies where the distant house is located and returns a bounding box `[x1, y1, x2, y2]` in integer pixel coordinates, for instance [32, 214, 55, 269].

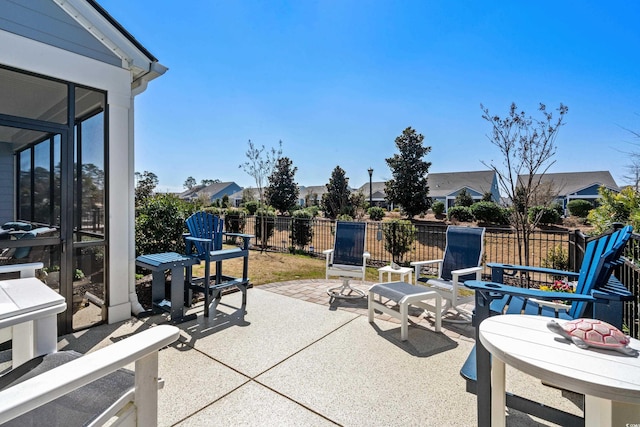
[228, 187, 258, 208]
[178, 181, 242, 204]
[357, 181, 388, 208]
[519, 171, 619, 215]
[428, 170, 500, 211]
[299, 185, 327, 207]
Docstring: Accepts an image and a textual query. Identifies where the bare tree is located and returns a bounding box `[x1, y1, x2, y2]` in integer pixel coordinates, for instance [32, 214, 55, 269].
[482, 102, 568, 267]
[240, 140, 282, 251]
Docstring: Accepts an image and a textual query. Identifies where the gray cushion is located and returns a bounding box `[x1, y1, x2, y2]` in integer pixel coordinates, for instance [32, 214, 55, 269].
[0, 351, 134, 426]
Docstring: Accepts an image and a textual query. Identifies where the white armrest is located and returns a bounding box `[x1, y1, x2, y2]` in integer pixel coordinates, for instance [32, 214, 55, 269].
[322, 249, 333, 255]
[0, 262, 44, 278]
[0, 325, 180, 424]
[451, 266, 483, 278]
[363, 252, 371, 259]
[410, 259, 443, 267]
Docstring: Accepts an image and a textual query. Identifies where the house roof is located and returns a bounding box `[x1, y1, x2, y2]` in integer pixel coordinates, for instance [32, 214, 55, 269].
[59, 0, 167, 85]
[179, 182, 239, 200]
[299, 186, 328, 198]
[357, 181, 387, 199]
[518, 171, 619, 195]
[427, 170, 496, 197]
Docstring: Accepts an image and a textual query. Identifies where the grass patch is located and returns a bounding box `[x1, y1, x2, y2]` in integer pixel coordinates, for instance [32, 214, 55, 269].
[191, 250, 382, 286]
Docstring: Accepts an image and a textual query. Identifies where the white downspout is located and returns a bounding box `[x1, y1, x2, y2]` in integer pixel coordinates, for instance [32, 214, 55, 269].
[128, 64, 167, 316]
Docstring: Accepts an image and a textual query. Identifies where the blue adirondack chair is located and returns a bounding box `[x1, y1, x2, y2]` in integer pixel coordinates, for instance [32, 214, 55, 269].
[184, 212, 253, 317]
[462, 225, 633, 426]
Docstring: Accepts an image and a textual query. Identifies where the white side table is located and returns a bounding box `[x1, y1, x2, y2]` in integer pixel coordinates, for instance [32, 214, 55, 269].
[378, 265, 412, 284]
[480, 314, 640, 427]
[0, 277, 67, 367]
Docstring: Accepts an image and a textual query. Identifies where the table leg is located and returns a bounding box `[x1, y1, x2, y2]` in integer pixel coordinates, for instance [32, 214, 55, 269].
[387, 272, 391, 282]
[151, 270, 165, 303]
[378, 271, 383, 283]
[12, 315, 58, 368]
[170, 267, 185, 321]
[584, 395, 612, 427]
[491, 357, 506, 427]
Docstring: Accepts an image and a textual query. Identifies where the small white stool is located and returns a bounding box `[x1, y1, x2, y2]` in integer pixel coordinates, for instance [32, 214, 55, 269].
[377, 265, 413, 284]
[368, 281, 441, 341]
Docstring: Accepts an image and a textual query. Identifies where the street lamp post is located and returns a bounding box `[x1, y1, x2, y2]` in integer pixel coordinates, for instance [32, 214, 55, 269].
[367, 167, 373, 208]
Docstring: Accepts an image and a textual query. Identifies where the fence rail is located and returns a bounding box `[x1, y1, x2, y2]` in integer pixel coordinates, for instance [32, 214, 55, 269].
[235, 216, 571, 277]
[234, 215, 640, 338]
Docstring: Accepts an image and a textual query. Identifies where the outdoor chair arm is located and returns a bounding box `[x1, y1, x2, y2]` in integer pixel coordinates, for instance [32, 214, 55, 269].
[464, 280, 595, 304]
[0, 325, 179, 425]
[451, 266, 483, 278]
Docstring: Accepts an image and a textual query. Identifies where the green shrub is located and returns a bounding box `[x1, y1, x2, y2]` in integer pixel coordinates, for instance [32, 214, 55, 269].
[224, 208, 245, 244]
[135, 193, 196, 256]
[528, 205, 560, 225]
[567, 199, 592, 218]
[542, 244, 569, 272]
[383, 219, 416, 264]
[291, 209, 314, 249]
[203, 206, 222, 215]
[368, 206, 385, 221]
[337, 214, 353, 221]
[244, 200, 260, 215]
[254, 208, 276, 246]
[588, 187, 640, 234]
[447, 206, 474, 222]
[454, 189, 474, 207]
[470, 202, 504, 224]
[432, 201, 445, 216]
[551, 202, 564, 217]
[305, 205, 320, 217]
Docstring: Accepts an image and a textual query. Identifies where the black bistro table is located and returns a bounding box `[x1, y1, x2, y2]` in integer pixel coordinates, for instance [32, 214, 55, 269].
[135, 252, 199, 322]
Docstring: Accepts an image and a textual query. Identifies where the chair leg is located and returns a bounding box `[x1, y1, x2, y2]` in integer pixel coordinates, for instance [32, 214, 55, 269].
[400, 302, 409, 341]
[327, 278, 365, 299]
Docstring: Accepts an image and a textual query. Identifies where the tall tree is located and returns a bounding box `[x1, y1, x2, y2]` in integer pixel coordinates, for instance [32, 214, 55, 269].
[482, 102, 568, 266]
[322, 166, 352, 219]
[385, 127, 432, 218]
[201, 178, 220, 186]
[183, 176, 196, 189]
[265, 157, 299, 213]
[134, 171, 158, 206]
[240, 140, 282, 250]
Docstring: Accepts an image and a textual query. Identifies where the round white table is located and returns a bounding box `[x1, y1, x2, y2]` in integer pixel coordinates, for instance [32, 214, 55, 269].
[479, 314, 640, 427]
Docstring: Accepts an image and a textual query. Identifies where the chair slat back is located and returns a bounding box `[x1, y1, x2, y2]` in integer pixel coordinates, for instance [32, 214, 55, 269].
[185, 212, 224, 256]
[441, 226, 485, 281]
[569, 225, 632, 318]
[332, 221, 366, 266]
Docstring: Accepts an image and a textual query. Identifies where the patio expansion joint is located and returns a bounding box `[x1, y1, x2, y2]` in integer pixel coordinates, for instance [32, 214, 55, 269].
[169, 316, 358, 426]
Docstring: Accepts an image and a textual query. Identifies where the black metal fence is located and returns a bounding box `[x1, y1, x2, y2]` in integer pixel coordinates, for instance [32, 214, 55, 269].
[233, 215, 640, 338]
[236, 216, 571, 277]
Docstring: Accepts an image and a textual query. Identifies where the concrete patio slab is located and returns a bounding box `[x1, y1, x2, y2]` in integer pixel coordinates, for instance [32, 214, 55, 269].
[175, 381, 336, 426]
[178, 289, 359, 378]
[157, 344, 250, 427]
[256, 314, 477, 426]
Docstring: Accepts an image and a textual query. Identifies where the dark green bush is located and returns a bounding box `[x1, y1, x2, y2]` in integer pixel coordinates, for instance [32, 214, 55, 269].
[254, 209, 276, 245]
[470, 202, 504, 224]
[337, 214, 353, 221]
[432, 201, 445, 216]
[454, 189, 474, 207]
[203, 206, 222, 215]
[528, 205, 561, 225]
[291, 209, 314, 249]
[368, 206, 385, 221]
[542, 244, 569, 272]
[224, 208, 245, 244]
[383, 219, 416, 264]
[567, 199, 592, 218]
[305, 205, 320, 217]
[447, 206, 474, 222]
[244, 200, 259, 215]
[135, 193, 196, 256]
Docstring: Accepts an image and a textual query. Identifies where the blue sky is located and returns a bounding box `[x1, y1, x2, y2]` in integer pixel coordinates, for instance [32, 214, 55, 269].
[98, 0, 640, 193]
